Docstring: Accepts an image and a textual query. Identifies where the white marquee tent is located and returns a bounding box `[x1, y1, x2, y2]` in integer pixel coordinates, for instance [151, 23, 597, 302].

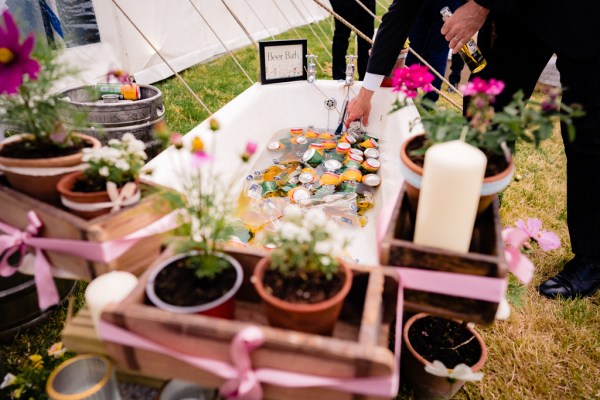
[1, 0, 330, 87]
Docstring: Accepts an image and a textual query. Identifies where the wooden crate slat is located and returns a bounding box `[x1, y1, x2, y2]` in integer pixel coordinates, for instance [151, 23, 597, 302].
[86, 247, 398, 399]
[379, 184, 507, 325]
[0, 180, 171, 279]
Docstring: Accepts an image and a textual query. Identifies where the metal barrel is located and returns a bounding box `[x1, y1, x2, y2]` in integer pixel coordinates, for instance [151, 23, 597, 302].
[58, 84, 165, 159]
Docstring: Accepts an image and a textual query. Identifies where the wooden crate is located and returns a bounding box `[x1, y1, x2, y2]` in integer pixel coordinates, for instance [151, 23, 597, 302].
[379, 184, 507, 325]
[0, 179, 171, 280]
[97, 247, 399, 400]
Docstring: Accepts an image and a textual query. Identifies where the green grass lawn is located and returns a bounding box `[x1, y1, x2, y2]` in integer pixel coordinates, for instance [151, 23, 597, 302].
[1, 8, 599, 400]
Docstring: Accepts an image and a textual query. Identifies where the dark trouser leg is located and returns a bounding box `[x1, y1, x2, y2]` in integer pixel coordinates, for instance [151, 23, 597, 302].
[555, 53, 600, 258]
[330, 0, 351, 80]
[354, 0, 375, 80]
[448, 52, 464, 84]
[537, 51, 600, 298]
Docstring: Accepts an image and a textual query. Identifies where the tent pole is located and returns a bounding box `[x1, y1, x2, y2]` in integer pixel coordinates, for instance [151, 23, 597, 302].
[188, 0, 255, 84]
[111, 0, 213, 115]
[312, 0, 463, 110]
[219, 0, 259, 49]
[242, 0, 276, 40]
[270, 0, 327, 73]
[288, 0, 333, 59]
[298, 0, 333, 46]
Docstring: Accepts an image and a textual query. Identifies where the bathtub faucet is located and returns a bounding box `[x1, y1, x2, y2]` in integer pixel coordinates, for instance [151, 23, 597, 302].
[345, 55, 357, 85]
[306, 54, 317, 83]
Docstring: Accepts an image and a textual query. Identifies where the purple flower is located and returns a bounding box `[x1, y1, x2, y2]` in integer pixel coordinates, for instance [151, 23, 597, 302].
[0, 11, 40, 94]
[515, 218, 561, 251]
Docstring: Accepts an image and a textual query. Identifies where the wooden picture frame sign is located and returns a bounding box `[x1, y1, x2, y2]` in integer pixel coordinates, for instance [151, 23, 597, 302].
[259, 39, 307, 84]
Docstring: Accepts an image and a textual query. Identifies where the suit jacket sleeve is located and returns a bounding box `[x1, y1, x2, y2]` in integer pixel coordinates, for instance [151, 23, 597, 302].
[474, 0, 519, 14]
[366, 0, 426, 76]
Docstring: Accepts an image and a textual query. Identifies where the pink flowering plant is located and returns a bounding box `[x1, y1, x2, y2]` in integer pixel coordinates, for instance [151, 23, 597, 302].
[502, 218, 560, 308]
[391, 64, 583, 157]
[153, 119, 257, 278]
[0, 11, 86, 149]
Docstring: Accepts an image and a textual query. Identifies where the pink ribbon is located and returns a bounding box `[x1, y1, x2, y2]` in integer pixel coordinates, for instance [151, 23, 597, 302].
[502, 227, 534, 284]
[0, 211, 58, 310]
[219, 326, 265, 400]
[0, 211, 179, 310]
[99, 267, 505, 399]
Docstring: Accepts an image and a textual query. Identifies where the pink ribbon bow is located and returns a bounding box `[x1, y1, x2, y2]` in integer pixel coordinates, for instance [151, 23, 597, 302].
[220, 326, 265, 400]
[0, 211, 59, 310]
[502, 227, 534, 284]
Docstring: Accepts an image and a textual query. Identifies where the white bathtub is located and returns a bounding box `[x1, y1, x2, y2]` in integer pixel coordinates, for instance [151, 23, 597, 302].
[147, 80, 420, 265]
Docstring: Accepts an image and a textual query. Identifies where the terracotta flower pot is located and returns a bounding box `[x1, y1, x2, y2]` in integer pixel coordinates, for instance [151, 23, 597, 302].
[402, 313, 487, 400]
[0, 133, 101, 204]
[252, 257, 353, 336]
[56, 171, 139, 220]
[146, 251, 243, 320]
[399, 133, 514, 215]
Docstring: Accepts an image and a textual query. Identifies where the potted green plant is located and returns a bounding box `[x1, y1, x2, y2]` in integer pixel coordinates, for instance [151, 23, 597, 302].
[252, 204, 353, 336]
[393, 64, 583, 212]
[0, 10, 99, 203]
[145, 120, 257, 319]
[402, 313, 486, 400]
[56, 133, 148, 219]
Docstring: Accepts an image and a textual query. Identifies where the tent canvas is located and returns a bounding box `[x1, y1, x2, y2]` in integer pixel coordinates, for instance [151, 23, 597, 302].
[1, 0, 331, 87]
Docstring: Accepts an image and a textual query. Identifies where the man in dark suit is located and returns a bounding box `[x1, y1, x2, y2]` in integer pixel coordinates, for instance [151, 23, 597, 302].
[330, 0, 375, 81]
[348, 0, 600, 299]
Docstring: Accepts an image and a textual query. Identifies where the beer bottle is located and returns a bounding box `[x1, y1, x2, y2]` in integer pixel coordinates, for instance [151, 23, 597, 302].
[440, 7, 487, 73]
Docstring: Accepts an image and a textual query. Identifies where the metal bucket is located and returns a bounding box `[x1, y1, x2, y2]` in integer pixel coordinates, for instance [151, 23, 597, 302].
[59, 84, 165, 159]
[0, 273, 76, 339]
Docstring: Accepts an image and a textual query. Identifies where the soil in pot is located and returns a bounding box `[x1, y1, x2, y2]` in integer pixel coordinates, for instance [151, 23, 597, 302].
[405, 135, 509, 178]
[153, 258, 237, 308]
[263, 269, 345, 304]
[0, 136, 93, 159]
[407, 315, 481, 367]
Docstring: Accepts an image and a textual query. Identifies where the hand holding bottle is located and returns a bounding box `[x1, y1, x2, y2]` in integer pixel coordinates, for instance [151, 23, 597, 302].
[441, 1, 490, 54]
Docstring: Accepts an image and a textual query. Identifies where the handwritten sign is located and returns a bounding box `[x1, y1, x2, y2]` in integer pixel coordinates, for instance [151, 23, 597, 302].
[259, 40, 307, 84]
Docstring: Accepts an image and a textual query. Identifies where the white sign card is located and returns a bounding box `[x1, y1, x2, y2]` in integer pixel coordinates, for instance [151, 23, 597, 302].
[259, 39, 307, 84]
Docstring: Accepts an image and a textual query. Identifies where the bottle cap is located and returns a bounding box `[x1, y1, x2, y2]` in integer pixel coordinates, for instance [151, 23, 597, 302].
[364, 148, 379, 159]
[323, 159, 342, 171]
[267, 141, 282, 151]
[362, 174, 381, 186]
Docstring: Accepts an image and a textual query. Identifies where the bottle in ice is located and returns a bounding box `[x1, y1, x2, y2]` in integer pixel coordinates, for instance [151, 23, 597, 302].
[440, 7, 487, 73]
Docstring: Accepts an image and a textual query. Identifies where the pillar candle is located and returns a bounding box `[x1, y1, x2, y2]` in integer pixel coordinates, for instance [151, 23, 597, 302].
[413, 140, 487, 253]
[85, 271, 138, 337]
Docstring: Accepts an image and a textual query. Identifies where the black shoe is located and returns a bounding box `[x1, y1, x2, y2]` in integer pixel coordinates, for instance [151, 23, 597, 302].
[538, 256, 600, 299]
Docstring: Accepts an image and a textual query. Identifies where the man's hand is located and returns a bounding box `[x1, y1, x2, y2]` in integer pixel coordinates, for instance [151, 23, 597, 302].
[441, 1, 490, 53]
[345, 87, 374, 128]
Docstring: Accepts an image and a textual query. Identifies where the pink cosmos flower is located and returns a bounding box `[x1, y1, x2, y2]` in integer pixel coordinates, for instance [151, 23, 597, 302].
[515, 218, 561, 251]
[0, 11, 40, 94]
[241, 141, 257, 162]
[192, 150, 211, 167]
[392, 64, 434, 98]
[244, 141, 257, 156]
[169, 133, 183, 149]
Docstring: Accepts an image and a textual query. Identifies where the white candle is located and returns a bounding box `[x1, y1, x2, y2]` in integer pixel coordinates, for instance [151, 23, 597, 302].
[413, 140, 486, 253]
[85, 271, 138, 337]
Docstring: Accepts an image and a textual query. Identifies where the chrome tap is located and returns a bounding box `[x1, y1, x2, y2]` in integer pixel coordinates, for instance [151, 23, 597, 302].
[345, 55, 357, 85]
[306, 54, 317, 83]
